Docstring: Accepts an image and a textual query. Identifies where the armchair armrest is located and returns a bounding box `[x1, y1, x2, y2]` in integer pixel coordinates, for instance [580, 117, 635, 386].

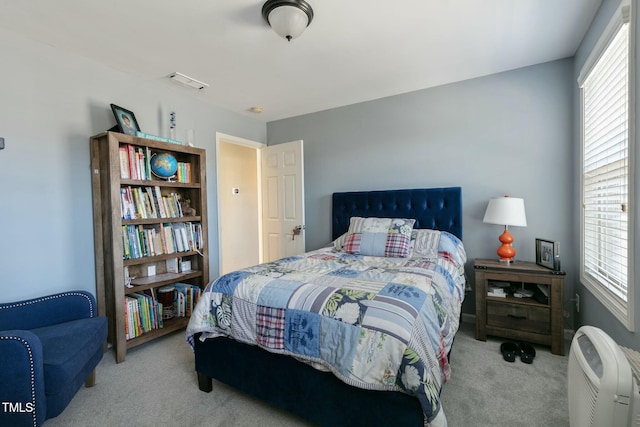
[0, 330, 46, 427]
[0, 291, 99, 331]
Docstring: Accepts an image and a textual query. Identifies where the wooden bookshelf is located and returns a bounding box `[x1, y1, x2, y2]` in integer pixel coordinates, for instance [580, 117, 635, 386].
[90, 131, 209, 363]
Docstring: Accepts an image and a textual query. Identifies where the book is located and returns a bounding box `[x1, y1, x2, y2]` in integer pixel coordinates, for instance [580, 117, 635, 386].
[135, 131, 182, 145]
[150, 225, 164, 256]
[145, 146, 151, 180]
[144, 187, 158, 218]
[174, 283, 201, 317]
[161, 224, 173, 253]
[125, 297, 138, 340]
[121, 187, 136, 219]
[487, 291, 507, 298]
[131, 188, 145, 218]
[166, 257, 179, 273]
[136, 147, 144, 180]
[127, 144, 137, 180]
[119, 146, 130, 179]
[154, 186, 167, 218]
[488, 286, 507, 298]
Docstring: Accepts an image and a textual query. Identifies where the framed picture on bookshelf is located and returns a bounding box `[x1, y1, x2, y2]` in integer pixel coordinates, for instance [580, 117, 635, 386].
[535, 238, 561, 271]
[110, 104, 140, 136]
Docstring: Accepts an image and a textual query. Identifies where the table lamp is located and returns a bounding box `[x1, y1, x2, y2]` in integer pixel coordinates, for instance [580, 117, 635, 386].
[483, 195, 527, 263]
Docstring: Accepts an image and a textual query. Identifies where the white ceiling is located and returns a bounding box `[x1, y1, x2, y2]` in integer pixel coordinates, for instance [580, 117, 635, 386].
[0, 0, 601, 122]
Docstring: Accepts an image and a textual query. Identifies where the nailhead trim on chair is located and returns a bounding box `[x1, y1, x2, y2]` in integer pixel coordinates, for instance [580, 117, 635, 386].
[0, 336, 37, 427]
[0, 292, 96, 317]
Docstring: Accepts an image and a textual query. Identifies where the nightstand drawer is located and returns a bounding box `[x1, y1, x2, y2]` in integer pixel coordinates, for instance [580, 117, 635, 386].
[486, 302, 550, 334]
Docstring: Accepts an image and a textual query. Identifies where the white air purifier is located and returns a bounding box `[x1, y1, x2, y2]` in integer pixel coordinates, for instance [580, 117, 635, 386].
[568, 326, 640, 427]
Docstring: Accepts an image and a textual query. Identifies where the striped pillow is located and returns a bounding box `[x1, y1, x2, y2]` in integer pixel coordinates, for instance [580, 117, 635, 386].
[409, 229, 441, 259]
[341, 217, 415, 257]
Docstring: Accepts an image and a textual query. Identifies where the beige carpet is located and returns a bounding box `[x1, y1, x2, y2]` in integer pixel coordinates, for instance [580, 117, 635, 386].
[44, 321, 569, 427]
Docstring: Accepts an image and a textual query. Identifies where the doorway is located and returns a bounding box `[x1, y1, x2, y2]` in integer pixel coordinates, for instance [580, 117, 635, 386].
[216, 133, 264, 275]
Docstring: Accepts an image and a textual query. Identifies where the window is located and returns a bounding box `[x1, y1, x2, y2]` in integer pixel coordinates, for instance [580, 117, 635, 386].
[579, 3, 634, 330]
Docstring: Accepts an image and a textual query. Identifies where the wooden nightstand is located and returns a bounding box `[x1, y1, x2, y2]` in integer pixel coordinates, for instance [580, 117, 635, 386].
[474, 258, 565, 355]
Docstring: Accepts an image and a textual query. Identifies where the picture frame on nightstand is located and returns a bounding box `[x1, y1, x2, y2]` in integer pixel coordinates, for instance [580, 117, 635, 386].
[536, 238, 561, 271]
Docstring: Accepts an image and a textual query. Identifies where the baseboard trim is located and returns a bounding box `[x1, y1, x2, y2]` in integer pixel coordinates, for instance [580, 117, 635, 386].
[461, 313, 475, 324]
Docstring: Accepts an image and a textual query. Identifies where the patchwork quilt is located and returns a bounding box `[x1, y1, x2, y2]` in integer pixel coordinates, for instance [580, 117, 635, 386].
[186, 231, 466, 426]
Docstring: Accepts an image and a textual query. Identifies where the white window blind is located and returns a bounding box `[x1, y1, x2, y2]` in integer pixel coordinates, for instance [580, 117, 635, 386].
[580, 12, 630, 311]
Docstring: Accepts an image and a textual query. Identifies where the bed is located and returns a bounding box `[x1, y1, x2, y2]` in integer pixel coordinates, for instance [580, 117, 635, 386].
[187, 187, 465, 427]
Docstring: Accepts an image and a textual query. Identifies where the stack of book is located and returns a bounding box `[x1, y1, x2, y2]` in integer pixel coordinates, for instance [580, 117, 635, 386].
[120, 186, 186, 220]
[123, 283, 201, 340]
[119, 142, 192, 183]
[174, 283, 201, 317]
[124, 290, 164, 340]
[488, 286, 507, 298]
[121, 222, 204, 259]
[119, 144, 152, 180]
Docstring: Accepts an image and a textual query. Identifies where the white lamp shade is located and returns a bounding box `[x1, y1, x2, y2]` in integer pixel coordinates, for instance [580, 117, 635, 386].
[483, 196, 527, 227]
[267, 5, 310, 40]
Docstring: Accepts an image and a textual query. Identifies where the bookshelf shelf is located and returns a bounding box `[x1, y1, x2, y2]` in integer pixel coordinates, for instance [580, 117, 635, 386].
[90, 131, 209, 363]
[126, 316, 190, 349]
[120, 179, 201, 189]
[123, 216, 201, 226]
[126, 271, 202, 294]
[122, 250, 203, 266]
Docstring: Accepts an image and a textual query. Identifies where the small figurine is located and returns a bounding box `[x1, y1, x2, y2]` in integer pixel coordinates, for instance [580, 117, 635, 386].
[179, 196, 196, 217]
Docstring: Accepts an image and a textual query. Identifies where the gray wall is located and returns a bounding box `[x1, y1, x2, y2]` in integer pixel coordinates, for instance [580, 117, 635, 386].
[267, 59, 575, 318]
[573, 0, 640, 348]
[0, 28, 265, 303]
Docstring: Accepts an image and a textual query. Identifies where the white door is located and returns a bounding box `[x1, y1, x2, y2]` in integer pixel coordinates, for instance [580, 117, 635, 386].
[261, 140, 305, 262]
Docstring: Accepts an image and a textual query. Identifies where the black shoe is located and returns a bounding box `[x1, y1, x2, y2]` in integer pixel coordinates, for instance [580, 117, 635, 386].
[500, 341, 520, 362]
[519, 342, 536, 364]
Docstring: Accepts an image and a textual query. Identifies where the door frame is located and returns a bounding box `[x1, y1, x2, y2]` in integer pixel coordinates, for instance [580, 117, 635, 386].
[215, 132, 265, 275]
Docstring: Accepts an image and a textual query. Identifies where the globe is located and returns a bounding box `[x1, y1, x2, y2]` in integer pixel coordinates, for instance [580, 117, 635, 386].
[151, 153, 178, 179]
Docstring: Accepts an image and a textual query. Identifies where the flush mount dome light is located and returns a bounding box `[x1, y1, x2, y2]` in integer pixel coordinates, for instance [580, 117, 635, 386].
[262, 0, 314, 42]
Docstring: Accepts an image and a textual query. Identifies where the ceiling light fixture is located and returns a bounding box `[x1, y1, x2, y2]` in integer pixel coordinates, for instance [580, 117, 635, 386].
[262, 0, 314, 42]
[168, 72, 209, 90]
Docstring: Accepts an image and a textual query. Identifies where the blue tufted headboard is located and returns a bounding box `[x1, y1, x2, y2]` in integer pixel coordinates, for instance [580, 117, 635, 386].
[332, 187, 462, 241]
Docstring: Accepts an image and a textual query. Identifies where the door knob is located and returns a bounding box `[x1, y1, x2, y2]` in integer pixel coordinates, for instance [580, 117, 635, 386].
[292, 225, 305, 240]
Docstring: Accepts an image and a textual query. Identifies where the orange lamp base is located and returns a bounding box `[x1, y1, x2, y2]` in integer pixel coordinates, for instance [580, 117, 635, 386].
[496, 229, 516, 263]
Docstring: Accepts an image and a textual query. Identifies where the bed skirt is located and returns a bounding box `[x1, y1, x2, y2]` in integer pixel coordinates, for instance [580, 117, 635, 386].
[194, 334, 425, 427]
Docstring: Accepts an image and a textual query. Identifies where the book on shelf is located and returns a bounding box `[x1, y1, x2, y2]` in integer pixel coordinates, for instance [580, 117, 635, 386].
[119, 143, 156, 181]
[136, 147, 145, 180]
[154, 186, 167, 218]
[121, 222, 202, 260]
[127, 145, 137, 180]
[119, 146, 130, 179]
[122, 139, 192, 184]
[174, 283, 201, 317]
[166, 257, 179, 273]
[121, 186, 191, 221]
[135, 131, 182, 145]
[124, 289, 164, 340]
[487, 286, 507, 298]
[145, 146, 151, 180]
[144, 187, 157, 218]
[176, 162, 192, 183]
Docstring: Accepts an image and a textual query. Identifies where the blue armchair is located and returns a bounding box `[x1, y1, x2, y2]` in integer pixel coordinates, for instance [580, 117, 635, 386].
[0, 291, 107, 426]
